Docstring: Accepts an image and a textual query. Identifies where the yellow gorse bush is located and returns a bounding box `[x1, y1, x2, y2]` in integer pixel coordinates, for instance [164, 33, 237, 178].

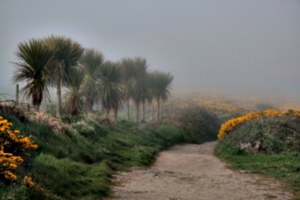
[218, 109, 300, 139]
[0, 116, 38, 183]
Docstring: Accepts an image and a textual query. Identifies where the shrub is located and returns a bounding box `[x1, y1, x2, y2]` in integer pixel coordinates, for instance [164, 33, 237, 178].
[0, 116, 38, 183]
[218, 109, 300, 139]
[171, 105, 220, 143]
[215, 115, 300, 156]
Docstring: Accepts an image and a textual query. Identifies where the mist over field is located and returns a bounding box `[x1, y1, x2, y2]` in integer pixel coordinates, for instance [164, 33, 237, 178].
[1, 0, 299, 100]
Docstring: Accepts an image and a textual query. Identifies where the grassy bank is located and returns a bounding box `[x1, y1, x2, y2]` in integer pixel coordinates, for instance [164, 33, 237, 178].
[0, 105, 221, 200]
[215, 113, 300, 199]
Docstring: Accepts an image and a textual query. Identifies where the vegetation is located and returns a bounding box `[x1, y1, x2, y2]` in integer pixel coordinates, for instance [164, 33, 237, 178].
[79, 48, 104, 113]
[169, 105, 220, 143]
[215, 110, 300, 199]
[7, 34, 300, 199]
[218, 109, 300, 139]
[12, 36, 174, 122]
[100, 61, 123, 120]
[12, 39, 54, 112]
[0, 104, 205, 199]
[44, 35, 84, 117]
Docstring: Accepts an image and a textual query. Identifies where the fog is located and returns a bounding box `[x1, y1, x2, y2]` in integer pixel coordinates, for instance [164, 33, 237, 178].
[1, 0, 299, 99]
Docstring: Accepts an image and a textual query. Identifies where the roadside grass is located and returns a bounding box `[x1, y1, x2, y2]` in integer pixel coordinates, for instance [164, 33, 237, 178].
[0, 111, 194, 200]
[220, 154, 300, 200]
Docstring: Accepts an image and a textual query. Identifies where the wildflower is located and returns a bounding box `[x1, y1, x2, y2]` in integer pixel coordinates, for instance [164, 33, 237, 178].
[0, 116, 38, 184]
[23, 176, 35, 187]
[3, 171, 17, 180]
[9, 163, 18, 169]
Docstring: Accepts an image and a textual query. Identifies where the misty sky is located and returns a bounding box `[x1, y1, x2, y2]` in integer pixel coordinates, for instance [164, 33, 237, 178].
[0, 0, 299, 98]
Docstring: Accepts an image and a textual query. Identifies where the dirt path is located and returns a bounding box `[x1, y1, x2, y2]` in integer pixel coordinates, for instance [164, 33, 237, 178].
[107, 141, 293, 200]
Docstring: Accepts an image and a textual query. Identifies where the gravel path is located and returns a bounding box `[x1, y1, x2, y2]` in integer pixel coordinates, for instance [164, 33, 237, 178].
[106, 141, 293, 200]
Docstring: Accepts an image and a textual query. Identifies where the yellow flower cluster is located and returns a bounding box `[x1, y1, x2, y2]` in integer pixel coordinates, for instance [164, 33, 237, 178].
[218, 109, 300, 139]
[23, 176, 35, 187]
[0, 116, 38, 182]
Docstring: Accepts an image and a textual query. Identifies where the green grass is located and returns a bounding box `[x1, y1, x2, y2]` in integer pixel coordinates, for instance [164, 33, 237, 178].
[219, 153, 300, 199]
[0, 111, 194, 200]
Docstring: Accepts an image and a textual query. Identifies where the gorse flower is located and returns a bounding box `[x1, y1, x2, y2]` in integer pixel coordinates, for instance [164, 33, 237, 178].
[0, 116, 38, 184]
[3, 171, 17, 180]
[218, 109, 300, 139]
[23, 176, 35, 187]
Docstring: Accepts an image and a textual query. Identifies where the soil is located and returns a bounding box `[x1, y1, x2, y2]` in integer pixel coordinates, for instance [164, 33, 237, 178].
[106, 141, 293, 200]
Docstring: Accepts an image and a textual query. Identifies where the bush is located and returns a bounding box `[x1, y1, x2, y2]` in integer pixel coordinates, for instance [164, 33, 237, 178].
[0, 116, 38, 182]
[215, 115, 300, 157]
[172, 105, 220, 143]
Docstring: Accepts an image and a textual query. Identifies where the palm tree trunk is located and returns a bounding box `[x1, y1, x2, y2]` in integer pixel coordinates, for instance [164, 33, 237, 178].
[152, 104, 155, 121]
[130, 101, 133, 121]
[161, 101, 164, 120]
[142, 101, 146, 122]
[105, 108, 109, 118]
[113, 108, 118, 121]
[16, 84, 19, 107]
[136, 103, 140, 122]
[86, 96, 93, 113]
[156, 98, 160, 122]
[56, 79, 61, 117]
[43, 90, 47, 113]
[34, 104, 40, 112]
[127, 100, 130, 121]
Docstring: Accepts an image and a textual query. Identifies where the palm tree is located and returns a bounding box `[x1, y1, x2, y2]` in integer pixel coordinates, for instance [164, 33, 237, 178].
[62, 67, 85, 116]
[149, 71, 173, 121]
[140, 73, 152, 122]
[120, 58, 136, 121]
[12, 39, 54, 112]
[99, 61, 123, 120]
[44, 35, 84, 117]
[80, 48, 104, 113]
[131, 57, 148, 122]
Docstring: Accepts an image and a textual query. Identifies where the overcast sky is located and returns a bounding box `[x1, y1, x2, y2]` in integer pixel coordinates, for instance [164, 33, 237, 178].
[0, 0, 299, 99]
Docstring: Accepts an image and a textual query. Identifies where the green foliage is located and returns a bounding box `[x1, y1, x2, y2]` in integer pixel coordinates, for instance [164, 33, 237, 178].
[80, 48, 104, 112]
[0, 111, 194, 199]
[12, 38, 54, 111]
[215, 115, 300, 157]
[175, 105, 220, 143]
[99, 61, 123, 118]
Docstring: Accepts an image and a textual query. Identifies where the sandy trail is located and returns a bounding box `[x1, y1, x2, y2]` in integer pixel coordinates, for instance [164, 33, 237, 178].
[107, 141, 292, 200]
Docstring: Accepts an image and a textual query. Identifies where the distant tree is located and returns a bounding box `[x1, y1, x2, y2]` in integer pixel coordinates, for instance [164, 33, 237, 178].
[120, 58, 136, 121]
[131, 57, 148, 122]
[44, 35, 84, 117]
[149, 71, 173, 121]
[63, 67, 85, 116]
[80, 48, 104, 113]
[140, 73, 152, 122]
[99, 61, 123, 120]
[12, 39, 54, 111]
